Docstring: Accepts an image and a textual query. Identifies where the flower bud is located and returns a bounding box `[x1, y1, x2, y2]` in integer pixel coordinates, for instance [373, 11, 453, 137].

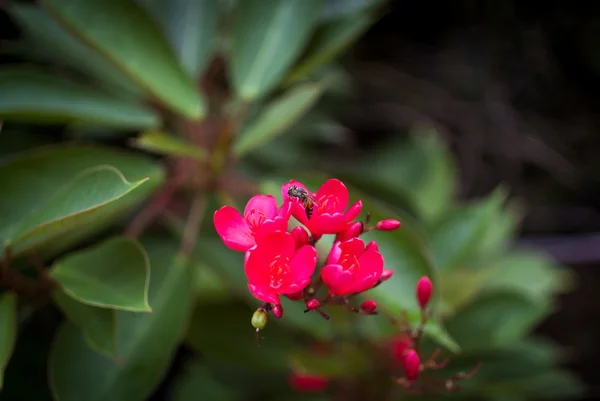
[416, 276, 433, 309]
[272, 303, 283, 319]
[335, 222, 364, 242]
[360, 300, 377, 313]
[291, 226, 309, 249]
[289, 372, 329, 393]
[306, 299, 319, 310]
[381, 269, 394, 281]
[375, 219, 401, 231]
[365, 240, 379, 252]
[285, 291, 303, 301]
[251, 309, 268, 330]
[389, 336, 413, 366]
[403, 350, 420, 382]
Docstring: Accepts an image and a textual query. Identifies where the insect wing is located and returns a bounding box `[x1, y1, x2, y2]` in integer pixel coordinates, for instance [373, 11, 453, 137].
[305, 193, 321, 207]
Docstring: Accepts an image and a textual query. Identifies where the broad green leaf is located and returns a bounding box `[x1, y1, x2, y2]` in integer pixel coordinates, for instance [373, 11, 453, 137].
[49, 236, 194, 401]
[186, 300, 298, 372]
[444, 291, 550, 351]
[53, 289, 118, 360]
[42, 0, 205, 119]
[131, 130, 207, 161]
[438, 267, 494, 317]
[230, 0, 321, 100]
[8, 4, 141, 97]
[234, 83, 325, 157]
[319, 0, 385, 21]
[3, 165, 149, 249]
[138, 0, 222, 77]
[0, 68, 159, 128]
[0, 292, 17, 389]
[50, 237, 151, 312]
[170, 360, 242, 401]
[285, 12, 377, 84]
[0, 145, 164, 259]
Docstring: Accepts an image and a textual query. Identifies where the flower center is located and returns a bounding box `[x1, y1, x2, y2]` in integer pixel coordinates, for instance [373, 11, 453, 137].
[269, 255, 290, 289]
[339, 254, 360, 272]
[317, 195, 339, 214]
[245, 209, 267, 233]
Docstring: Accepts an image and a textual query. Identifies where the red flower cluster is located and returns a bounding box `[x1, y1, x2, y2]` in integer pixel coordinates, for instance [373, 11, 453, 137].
[214, 178, 401, 316]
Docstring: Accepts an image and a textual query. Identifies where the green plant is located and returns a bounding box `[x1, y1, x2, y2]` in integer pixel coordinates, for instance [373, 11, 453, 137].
[0, 1, 583, 400]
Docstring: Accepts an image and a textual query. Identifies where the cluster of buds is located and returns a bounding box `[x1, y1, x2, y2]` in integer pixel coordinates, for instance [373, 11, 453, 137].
[389, 277, 482, 394]
[213, 178, 400, 338]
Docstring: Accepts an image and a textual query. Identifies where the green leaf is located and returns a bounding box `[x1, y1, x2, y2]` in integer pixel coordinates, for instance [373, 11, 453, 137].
[0, 292, 17, 389]
[170, 360, 242, 401]
[0, 145, 164, 259]
[186, 300, 298, 372]
[138, 0, 222, 77]
[7, 4, 141, 97]
[131, 130, 207, 161]
[53, 289, 118, 360]
[50, 236, 151, 312]
[234, 82, 325, 157]
[444, 291, 550, 351]
[230, 0, 321, 100]
[285, 12, 377, 84]
[49, 236, 194, 401]
[319, 0, 384, 21]
[0, 68, 159, 128]
[438, 267, 495, 317]
[42, 0, 206, 119]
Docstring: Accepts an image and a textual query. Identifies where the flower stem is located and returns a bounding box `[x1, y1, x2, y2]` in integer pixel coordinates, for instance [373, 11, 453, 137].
[179, 191, 207, 257]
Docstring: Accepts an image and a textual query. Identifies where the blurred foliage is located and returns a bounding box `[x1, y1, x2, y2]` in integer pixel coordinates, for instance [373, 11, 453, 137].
[0, 0, 583, 400]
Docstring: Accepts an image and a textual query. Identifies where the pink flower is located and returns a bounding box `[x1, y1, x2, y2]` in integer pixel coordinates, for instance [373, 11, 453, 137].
[244, 231, 317, 304]
[282, 179, 362, 236]
[214, 194, 291, 252]
[321, 238, 384, 296]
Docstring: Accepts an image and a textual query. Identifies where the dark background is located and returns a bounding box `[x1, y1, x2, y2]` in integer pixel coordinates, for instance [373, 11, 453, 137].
[2, 1, 600, 400]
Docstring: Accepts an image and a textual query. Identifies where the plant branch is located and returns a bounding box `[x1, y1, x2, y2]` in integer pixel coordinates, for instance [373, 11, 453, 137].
[179, 191, 207, 256]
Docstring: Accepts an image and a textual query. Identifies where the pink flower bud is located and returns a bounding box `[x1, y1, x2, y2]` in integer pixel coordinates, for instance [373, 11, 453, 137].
[285, 291, 303, 301]
[360, 300, 377, 313]
[291, 226, 309, 249]
[381, 269, 394, 281]
[389, 336, 413, 366]
[335, 222, 364, 242]
[306, 299, 319, 310]
[403, 349, 420, 382]
[375, 219, 401, 231]
[416, 276, 433, 309]
[272, 303, 283, 319]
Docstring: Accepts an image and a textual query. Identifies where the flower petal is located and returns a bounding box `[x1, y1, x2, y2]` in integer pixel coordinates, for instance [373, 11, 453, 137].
[327, 241, 342, 265]
[278, 198, 292, 220]
[339, 237, 365, 257]
[244, 245, 270, 287]
[365, 240, 379, 253]
[346, 249, 384, 293]
[307, 213, 348, 235]
[244, 194, 278, 220]
[321, 263, 355, 296]
[288, 244, 318, 285]
[344, 200, 363, 222]
[248, 283, 280, 304]
[316, 179, 348, 212]
[213, 206, 254, 252]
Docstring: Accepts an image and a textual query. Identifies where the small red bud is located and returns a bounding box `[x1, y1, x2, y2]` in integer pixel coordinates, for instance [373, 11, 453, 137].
[360, 300, 377, 313]
[289, 372, 329, 393]
[335, 221, 364, 242]
[403, 349, 421, 382]
[285, 291, 303, 301]
[381, 269, 394, 281]
[389, 336, 413, 366]
[291, 226, 309, 249]
[365, 240, 379, 252]
[306, 299, 319, 310]
[375, 219, 401, 231]
[416, 276, 433, 309]
[272, 303, 283, 319]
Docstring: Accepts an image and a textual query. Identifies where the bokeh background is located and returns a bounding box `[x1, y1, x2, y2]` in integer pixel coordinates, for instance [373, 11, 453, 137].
[1, 1, 599, 400]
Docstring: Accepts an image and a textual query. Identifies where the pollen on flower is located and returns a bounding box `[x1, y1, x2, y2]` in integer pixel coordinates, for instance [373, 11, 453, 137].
[269, 255, 290, 289]
[245, 209, 267, 232]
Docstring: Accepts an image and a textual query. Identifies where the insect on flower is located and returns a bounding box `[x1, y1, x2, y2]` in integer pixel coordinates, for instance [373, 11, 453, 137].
[287, 185, 321, 219]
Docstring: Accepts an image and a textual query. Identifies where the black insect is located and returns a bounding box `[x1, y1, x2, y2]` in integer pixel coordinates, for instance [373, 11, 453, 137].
[287, 185, 320, 219]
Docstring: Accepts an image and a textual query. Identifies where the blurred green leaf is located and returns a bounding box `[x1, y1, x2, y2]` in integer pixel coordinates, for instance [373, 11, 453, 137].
[0, 145, 164, 259]
[230, 0, 321, 100]
[170, 360, 242, 401]
[0, 68, 159, 128]
[186, 300, 298, 372]
[8, 4, 141, 97]
[53, 289, 118, 360]
[438, 267, 494, 317]
[444, 291, 550, 351]
[319, 0, 385, 21]
[285, 12, 377, 84]
[49, 236, 194, 401]
[42, 0, 206, 119]
[50, 237, 151, 312]
[0, 292, 17, 389]
[234, 82, 325, 157]
[131, 130, 207, 161]
[139, 0, 222, 77]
